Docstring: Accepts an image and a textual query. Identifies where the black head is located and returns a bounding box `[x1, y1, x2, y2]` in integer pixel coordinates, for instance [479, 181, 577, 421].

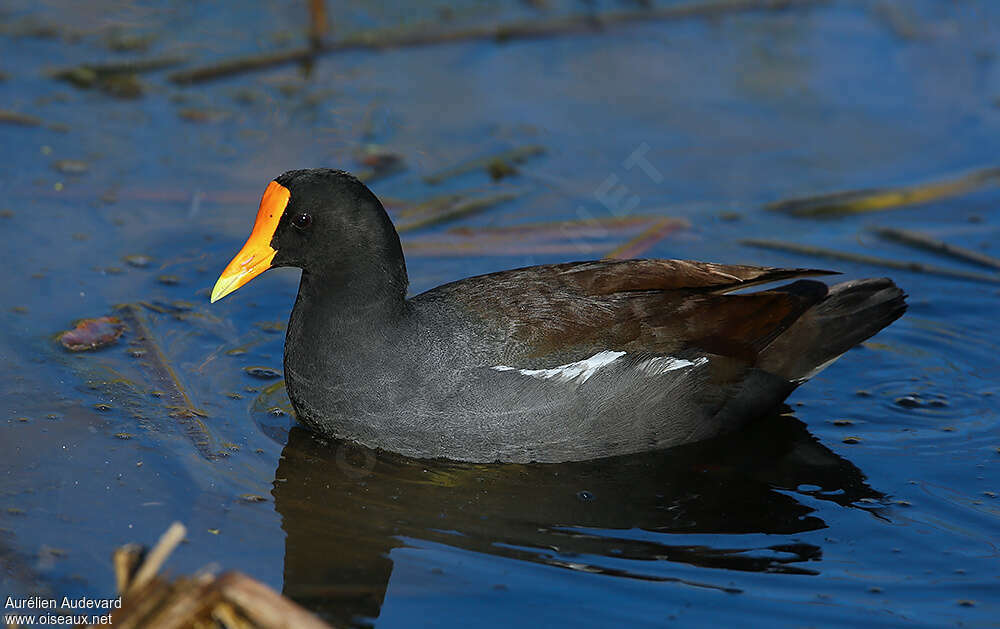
[211, 168, 407, 303]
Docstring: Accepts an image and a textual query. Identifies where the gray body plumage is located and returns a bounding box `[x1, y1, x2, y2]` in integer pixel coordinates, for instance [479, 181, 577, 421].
[283, 263, 902, 463]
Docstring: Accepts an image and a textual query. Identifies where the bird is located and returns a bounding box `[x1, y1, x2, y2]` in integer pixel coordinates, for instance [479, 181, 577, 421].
[211, 168, 906, 463]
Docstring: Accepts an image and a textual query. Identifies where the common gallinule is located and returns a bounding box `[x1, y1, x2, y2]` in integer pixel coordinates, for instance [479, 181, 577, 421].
[211, 169, 906, 463]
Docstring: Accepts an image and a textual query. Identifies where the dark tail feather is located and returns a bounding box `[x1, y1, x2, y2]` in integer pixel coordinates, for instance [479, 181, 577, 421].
[759, 278, 907, 382]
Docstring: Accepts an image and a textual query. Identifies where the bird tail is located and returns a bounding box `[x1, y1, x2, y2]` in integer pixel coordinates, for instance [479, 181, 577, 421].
[759, 278, 907, 382]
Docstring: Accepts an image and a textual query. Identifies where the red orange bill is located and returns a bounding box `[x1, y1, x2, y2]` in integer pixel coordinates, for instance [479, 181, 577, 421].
[211, 181, 290, 303]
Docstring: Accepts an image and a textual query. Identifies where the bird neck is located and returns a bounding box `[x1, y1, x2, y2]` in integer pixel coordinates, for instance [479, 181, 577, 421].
[292, 261, 408, 323]
[284, 252, 409, 364]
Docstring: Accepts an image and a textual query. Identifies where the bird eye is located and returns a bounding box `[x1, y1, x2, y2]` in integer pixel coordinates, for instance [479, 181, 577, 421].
[292, 212, 312, 230]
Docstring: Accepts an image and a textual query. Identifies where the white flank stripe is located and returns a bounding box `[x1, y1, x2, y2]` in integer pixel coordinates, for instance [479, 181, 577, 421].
[492, 350, 626, 383]
[492, 351, 708, 383]
[635, 355, 708, 376]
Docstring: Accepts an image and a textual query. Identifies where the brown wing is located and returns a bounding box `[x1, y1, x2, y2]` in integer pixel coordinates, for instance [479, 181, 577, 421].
[424, 259, 837, 366]
[549, 259, 835, 295]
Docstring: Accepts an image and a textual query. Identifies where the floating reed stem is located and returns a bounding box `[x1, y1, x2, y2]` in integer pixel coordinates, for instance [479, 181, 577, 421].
[116, 304, 217, 460]
[740, 239, 1000, 285]
[422, 146, 545, 185]
[395, 191, 521, 232]
[870, 226, 1000, 271]
[767, 167, 1000, 217]
[605, 218, 689, 259]
[169, 0, 821, 84]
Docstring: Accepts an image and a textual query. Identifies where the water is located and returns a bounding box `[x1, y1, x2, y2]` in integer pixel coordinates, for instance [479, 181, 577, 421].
[1, 1, 998, 626]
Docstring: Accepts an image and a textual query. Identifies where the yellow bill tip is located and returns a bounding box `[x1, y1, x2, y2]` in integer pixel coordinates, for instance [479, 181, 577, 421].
[210, 274, 240, 303]
[210, 248, 277, 303]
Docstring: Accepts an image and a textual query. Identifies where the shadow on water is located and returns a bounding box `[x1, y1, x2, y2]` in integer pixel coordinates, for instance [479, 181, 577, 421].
[269, 409, 882, 626]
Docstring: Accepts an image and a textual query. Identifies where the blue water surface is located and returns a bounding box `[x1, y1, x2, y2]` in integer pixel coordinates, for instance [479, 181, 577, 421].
[1, 1, 998, 627]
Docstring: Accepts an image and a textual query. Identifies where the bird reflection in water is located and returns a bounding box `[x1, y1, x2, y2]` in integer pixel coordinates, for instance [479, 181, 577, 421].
[267, 407, 882, 627]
